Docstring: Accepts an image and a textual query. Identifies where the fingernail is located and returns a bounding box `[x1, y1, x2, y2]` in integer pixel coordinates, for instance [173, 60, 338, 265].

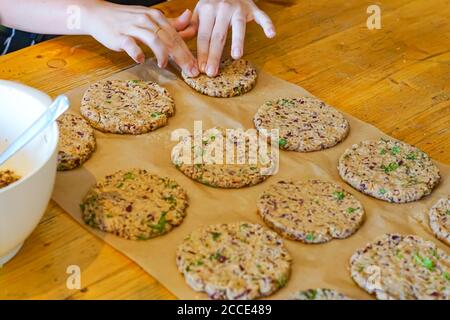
[190, 65, 199, 77]
[232, 48, 241, 59]
[206, 65, 216, 77]
[158, 60, 167, 69]
[267, 28, 276, 38]
[179, 9, 188, 18]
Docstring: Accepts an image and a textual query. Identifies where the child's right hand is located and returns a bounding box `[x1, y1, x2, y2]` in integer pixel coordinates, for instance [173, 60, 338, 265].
[84, 2, 199, 77]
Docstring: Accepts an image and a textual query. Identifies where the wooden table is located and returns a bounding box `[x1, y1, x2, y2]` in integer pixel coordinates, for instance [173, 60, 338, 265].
[0, 0, 448, 299]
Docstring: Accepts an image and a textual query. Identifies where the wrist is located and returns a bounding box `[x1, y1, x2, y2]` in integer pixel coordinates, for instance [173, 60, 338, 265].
[78, 0, 105, 35]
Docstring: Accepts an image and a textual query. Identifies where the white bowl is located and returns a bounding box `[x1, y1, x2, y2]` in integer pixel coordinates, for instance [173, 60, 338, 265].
[0, 80, 59, 266]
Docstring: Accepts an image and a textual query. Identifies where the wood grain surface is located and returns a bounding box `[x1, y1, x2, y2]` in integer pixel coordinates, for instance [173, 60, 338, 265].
[0, 0, 448, 299]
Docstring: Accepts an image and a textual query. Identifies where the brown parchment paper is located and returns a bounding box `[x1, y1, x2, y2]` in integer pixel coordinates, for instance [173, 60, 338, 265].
[52, 60, 450, 300]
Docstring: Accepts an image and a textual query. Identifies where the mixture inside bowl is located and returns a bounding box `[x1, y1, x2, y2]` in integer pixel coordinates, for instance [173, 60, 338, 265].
[0, 169, 20, 189]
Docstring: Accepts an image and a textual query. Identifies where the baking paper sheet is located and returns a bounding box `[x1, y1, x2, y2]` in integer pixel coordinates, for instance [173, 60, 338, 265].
[52, 60, 450, 299]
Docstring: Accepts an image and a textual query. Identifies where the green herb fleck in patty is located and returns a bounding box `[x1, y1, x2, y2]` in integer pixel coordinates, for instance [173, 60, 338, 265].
[390, 146, 401, 155]
[137, 234, 150, 240]
[151, 112, 163, 118]
[209, 251, 225, 261]
[84, 214, 97, 227]
[195, 260, 204, 266]
[280, 99, 295, 108]
[444, 272, 450, 282]
[163, 195, 177, 205]
[381, 162, 400, 173]
[413, 253, 434, 271]
[277, 275, 288, 288]
[234, 84, 244, 95]
[304, 289, 317, 300]
[123, 172, 135, 180]
[149, 212, 168, 234]
[305, 233, 315, 241]
[333, 191, 345, 200]
[278, 138, 287, 147]
[165, 181, 179, 189]
[240, 223, 249, 230]
[406, 152, 417, 160]
[210, 232, 221, 241]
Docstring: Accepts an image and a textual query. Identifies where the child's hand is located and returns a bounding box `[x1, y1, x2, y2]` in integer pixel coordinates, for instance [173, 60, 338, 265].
[84, 2, 199, 77]
[191, 0, 275, 77]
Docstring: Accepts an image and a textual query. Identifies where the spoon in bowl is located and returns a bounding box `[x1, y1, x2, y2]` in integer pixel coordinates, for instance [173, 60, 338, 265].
[0, 95, 69, 167]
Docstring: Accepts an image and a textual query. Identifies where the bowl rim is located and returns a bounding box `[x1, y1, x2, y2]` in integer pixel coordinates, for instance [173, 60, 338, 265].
[0, 80, 59, 194]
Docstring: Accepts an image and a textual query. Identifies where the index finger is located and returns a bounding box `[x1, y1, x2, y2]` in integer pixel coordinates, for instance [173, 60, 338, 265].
[148, 10, 199, 77]
[205, 7, 233, 77]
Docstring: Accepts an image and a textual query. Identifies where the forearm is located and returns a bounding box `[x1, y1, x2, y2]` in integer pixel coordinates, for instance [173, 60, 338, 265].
[0, 0, 99, 34]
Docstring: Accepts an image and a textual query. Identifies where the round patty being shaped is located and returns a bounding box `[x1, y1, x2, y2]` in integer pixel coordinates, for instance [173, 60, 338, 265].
[182, 59, 257, 98]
